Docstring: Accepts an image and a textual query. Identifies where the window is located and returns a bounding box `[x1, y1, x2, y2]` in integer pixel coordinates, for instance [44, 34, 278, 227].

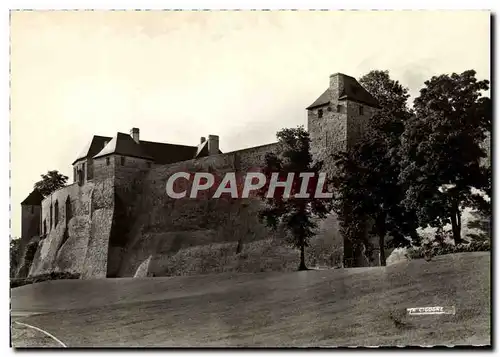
[121, 157, 125, 166]
[318, 109, 323, 118]
[359, 105, 364, 115]
[50, 203, 53, 229]
[54, 200, 59, 227]
[65, 196, 72, 225]
[31, 206, 34, 214]
[87, 162, 92, 180]
[106, 157, 110, 166]
[74, 167, 77, 182]
[77, 169, 84, 186]
[147, 162, 152, 168]
[337, 105, 342, 113]
[327, 106, 332, 112]
[43, 219, 47, 236]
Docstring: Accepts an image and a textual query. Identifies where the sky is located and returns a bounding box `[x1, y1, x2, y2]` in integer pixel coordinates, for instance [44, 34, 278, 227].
[10, 10, 490, 237]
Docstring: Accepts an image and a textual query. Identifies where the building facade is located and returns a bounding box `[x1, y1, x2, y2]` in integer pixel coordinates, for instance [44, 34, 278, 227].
[20, 73, 381, 279]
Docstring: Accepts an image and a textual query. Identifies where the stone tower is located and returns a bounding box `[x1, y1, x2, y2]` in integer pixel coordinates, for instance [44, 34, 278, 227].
[19, 188, 43, 265]
[307, 73, 380, 175]
[306, 73, 380, 267]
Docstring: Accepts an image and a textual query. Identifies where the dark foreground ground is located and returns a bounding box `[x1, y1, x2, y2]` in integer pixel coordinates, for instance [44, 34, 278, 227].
[11, 252, 490, 347]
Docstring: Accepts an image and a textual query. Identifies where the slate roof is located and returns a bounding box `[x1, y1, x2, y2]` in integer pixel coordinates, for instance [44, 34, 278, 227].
[93, 133, 154, 161]
[72, 135, 113, 165]
[21, 188, 44, 206]
[139, 140, 198, 165]
[306, 89, 330, 109]
[89, 132, 223, 164]
[307, 73, 380, 109]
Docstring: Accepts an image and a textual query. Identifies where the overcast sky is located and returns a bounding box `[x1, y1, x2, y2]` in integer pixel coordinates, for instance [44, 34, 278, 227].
[10, 10, 490, 237]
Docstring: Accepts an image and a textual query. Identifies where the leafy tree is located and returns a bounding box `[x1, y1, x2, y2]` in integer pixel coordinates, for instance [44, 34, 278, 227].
[466, 210, 491, 243]
[334, 70, 417, 266]
[10, 237, 21, 278]
[258, 126, 332, 271]
[34, 170, 68, 197]
[399, 70, 491, 244]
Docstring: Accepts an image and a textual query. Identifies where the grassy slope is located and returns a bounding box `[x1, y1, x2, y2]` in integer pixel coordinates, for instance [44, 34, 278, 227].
[11, 252, 490, 347]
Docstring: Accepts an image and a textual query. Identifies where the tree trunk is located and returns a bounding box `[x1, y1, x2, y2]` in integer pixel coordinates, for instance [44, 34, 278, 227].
[298, 240, 307, 271]
[375, 213, 387, 266]
[379, 234, 386, 266]
[449, 197, 463, 245]
[236, 238, 242, 254]
[450, 213, 461, 244]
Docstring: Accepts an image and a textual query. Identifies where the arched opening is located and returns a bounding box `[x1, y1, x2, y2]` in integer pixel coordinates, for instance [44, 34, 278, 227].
[65, 196, 72, 226]
[54, 200, 59, 227]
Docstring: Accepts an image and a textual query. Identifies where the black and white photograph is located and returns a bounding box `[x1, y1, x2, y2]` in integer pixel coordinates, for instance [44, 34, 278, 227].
[8, 8, 492, 348]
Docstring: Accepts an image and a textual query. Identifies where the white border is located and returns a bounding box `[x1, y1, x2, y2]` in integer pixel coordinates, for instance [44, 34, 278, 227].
[2, 1, 497, 356]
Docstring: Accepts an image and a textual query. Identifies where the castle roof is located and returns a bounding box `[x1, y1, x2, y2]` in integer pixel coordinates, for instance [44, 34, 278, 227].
[306, 74, 380, 109]
[93, 132, 154, 161]
[72, 135, 112, 165]
[90, 132, 224, 164]
[139, 140, 199, 164]
[21, 188, 44, 206]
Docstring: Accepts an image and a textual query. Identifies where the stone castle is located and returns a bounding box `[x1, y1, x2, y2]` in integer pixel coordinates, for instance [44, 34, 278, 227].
[19, 73, 382, 279]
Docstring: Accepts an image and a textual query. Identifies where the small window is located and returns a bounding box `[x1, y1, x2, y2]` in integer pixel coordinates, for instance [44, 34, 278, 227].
[50, 203, 53, 229]
[31, 206, 34, 214]
[147, 162, 152, 168]
[337, 105, 342, 113]
[77, 169, 84, 186]
[54, 200, 59, 227]
[327, 106, 332, 112]
[359, 106, 364, 115]
[43, 219, 47, 236]
[121, 157, 125, 166]
[318, 109, 323, 118]
[106, 157, 110, 166]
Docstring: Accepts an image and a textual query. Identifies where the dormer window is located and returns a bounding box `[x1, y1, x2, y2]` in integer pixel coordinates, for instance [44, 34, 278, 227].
[318, 109, 323, 118]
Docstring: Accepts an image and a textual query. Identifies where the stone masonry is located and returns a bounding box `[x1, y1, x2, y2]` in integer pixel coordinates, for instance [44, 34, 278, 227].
[20, 73, 382, 279]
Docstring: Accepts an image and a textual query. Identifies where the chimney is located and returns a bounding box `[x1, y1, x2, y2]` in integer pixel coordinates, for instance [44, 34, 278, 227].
[329, 73, 346, 102]
[130, 128, 140, 144]
[207, 135, 219, 156]
[200, 137, 206, 144]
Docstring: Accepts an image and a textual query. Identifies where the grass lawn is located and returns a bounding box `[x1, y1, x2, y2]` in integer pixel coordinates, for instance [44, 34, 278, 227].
[11, 252, 490, 347]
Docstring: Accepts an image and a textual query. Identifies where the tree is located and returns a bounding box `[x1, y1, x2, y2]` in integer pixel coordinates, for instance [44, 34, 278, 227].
[258, 126, 332, 271]
[34, 170, 68, 197]
[10, 237, 21, 278]
[399, 70, 491, 244]
[334, 70, 417, 266]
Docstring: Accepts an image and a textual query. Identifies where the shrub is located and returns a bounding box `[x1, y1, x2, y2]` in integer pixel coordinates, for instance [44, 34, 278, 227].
[11, 272, 80, 289]
[406, 240, 490, 260]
